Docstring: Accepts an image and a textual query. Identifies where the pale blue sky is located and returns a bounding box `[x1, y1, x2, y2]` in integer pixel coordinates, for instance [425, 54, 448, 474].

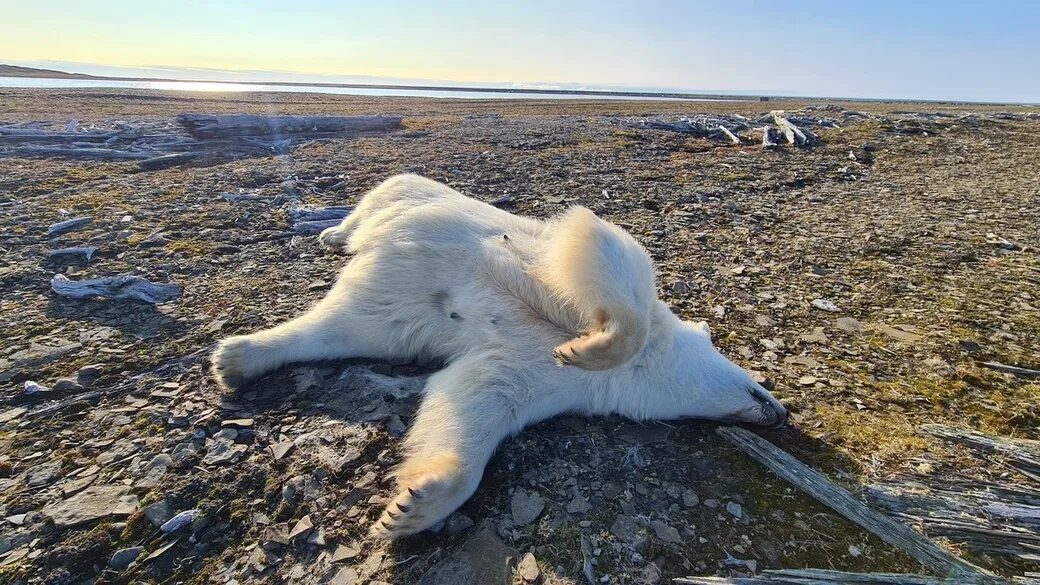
[1, 0, 1038, 101]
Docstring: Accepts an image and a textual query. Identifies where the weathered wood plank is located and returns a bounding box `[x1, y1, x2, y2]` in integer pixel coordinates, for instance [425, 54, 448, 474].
[867, 474, 1040, 560]
[980, 362, 1040, 379]
[716, 426, 998, 582]
[9, 146, 158, 160]
[921, 424, 1040, 478]
[176, 113, 403, 139]
[718, 125, 741, 144]
[771, 111, 809, 146]
[761, 126, 778, 148]
[0, 132, 117, 144]
[51, 274, 182, 304]
[674, 567, 1004, 584]
[287, 205, 355, 234]
[137, 152, 199, 171]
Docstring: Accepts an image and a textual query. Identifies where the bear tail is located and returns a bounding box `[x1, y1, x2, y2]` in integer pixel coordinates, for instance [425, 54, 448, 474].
[537, 207, 656, 370]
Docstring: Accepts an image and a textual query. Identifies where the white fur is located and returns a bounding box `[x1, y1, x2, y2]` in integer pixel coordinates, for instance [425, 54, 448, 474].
[212, 174, 786, 538]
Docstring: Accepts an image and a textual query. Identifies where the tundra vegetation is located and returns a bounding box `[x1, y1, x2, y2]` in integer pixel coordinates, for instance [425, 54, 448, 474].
[0, 89, 1036, 584]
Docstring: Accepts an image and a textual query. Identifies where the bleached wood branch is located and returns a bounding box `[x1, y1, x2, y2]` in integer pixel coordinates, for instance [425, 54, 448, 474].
[12, 146, 158, 160]
[716, 426, 998, 582]
[771, 111, 808, 145]
[761, 126, 778, 148]
[48, 247, 97, 262]
[176, 113, 403, 139]
[0, 132, 117, 144]
[137, 153, 199, 171]
[921, 424, 1040, 478]
[674, 568, 1006, 584]
[979, 362, 1040, 379]
[48, 217, 92, 236]
[718, 125, 741, 144]
[51, 274, 182, 303]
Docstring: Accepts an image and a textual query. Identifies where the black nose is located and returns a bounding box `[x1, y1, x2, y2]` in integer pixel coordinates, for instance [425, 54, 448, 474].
[748, 384, 788, 428]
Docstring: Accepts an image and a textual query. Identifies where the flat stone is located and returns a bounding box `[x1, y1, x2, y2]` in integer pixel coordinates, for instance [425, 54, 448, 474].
[650, 519, 682, 544]
[142, 539, 178, 563]
[143, 500, 174, 526]
[878, 324, 922, 343]
[510, 489, 545, 526]
[836, 317, 865, 333]
[639, 563, 663, 584]
[11, 340, 81, 369]
[270, 441, 294, 460]
[110, 546, 143, 570]
[682, 489, 700, 508]
[799, 327, 829, 343]
[262, 524, 290, 549]
[53, 378, 84, 392]
[567, 494, 592, 514]
[445, 511, 475, 534]
[418, 523, 517, 585]
[27, 460, 63, 487]
[811, 299, 840, 312]
[331, 542, 361, 563]
[222, 418, 254, 428]
[202, 437, 247, 465]
[727, 501, 743, 520]
[77, 364, 103, 386]
[42, 485, 139, 529]
[61, 474, 96, 497]
[214, 427, 238, 441]
[288, 514, 313, 539]
[48, 216, 92, 236]
[0, 407, 27, 424]
[517, 552, 540, 582]
[610, 515, 649, 551]
[330, 567, 359, 585]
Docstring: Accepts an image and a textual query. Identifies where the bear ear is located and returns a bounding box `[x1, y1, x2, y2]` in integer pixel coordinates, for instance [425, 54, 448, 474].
[692, 320, 711, 338]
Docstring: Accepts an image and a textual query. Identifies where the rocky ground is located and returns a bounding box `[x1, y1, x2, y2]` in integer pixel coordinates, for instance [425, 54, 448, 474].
[0, 89, 1037, 585]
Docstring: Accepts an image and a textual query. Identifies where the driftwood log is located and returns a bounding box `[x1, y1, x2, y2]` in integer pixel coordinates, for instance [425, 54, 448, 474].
[47, 217, 92, 237]
[761, 127, 778, 148]
[11, 147, 157, 160]
[867, 474, 1040, 561]
[47, 247, 97, 262]
[921, 424, 1040, 480]
[718, 125, 741, 145]
[980, 362, 1040, 379]
[771, 111, 809, 146]
[176, 114, 403, 140]
[137, 152, 200, 171]
[51, 274, 182, 304]
[287, 205, 355, 235]
[674, 568, 1010, 584]
[0, 132, 117, 144]
[716, 426, 999, 582]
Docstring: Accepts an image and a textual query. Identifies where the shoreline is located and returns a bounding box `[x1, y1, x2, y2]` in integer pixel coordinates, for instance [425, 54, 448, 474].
[1, 65, 1036, 106]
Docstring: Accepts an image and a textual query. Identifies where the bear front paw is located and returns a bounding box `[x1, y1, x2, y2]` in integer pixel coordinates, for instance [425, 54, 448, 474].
[211, 335, 260, 390]
[318, 226, 349, 252]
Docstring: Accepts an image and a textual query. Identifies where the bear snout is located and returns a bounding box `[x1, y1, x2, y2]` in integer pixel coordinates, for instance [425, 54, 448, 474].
[747, 384, 788, 428]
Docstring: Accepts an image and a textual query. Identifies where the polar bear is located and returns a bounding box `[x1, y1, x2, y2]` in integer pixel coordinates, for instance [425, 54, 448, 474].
[211, 174, 787, 538]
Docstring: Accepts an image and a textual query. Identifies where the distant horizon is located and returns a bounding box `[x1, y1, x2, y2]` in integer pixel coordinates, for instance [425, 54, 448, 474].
[1, 59, 825, 98]
[3, 1, 1039, 103]
[3, 60, 1037, 105]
